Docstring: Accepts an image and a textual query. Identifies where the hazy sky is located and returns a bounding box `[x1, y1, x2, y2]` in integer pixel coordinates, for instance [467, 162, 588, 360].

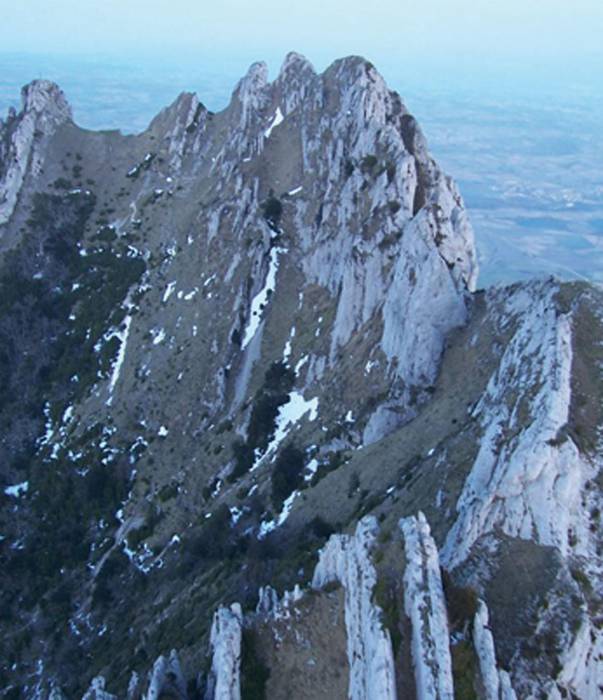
[2, 0, 602, 81]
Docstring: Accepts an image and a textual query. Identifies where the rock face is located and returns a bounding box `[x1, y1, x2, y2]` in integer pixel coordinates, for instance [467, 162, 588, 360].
[472, 600, 517, 700]
[206, 605, 243, 700]
[143, 650, 187, 700]
[400, 513, 454, 700]
[0, 80, 72, 226]
[81, 677, 117, 700]
[441, 281, 588, 568]
[312, 516, 397, 700]
[0, 54, 601, 700]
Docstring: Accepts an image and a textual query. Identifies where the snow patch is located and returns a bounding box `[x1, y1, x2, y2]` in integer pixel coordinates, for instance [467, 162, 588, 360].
[4, 481, 29, 498]
[107, 315, 132, 401]
[162, 281, 177, 303]
[152, 328, 166, 345]
[241, 245, 285, 349]
[264, 391, 318, 457]
[264, 107, 284, 138]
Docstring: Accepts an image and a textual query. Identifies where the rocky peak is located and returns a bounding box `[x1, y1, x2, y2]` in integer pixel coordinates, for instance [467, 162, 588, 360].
[0, 81, 72, 226]
[278, 51, 315, 78]
[20, 79, 73, 126]
[232, 60, 269, 110]
[274, 52, 317, 114]
[321, 55, 391, 124]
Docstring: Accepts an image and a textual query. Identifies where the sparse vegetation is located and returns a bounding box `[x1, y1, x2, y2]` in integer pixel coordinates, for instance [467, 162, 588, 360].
[241, 629, 270, 700]
[450, 641, 478, 700]
[360, 154, 378, 173]
[261, 193, 283, 230]
[442, 570, 479, 633]
[372, 572, 402, 657]
[229, 362, 294, 481]
[271, 444, 305, 510]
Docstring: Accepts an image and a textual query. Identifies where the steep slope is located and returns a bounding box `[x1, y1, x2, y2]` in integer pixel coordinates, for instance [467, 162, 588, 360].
[0, 54, 600, 699]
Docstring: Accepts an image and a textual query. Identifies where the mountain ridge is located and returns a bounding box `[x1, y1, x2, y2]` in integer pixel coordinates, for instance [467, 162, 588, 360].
[0, 54, 601, 699]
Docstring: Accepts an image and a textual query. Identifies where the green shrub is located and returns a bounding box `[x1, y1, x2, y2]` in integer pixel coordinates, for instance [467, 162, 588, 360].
[271, 444, 305, 510]
[158, 482, 179, 502]
[230, 439, 254, 481]
[451, 641, 478, 700]
[441, 570, 479, 632]
[261, 195, 283, 230]
[185, 504, 233, 559]
[372, 575, 402, 657]
[360, 154, 378, 173]
[310, 516, 334, 539]
[241, 629, 270, 700]
[229, 363, 294, 482]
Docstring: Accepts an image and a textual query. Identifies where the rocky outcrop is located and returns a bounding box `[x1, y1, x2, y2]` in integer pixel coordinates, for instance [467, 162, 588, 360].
[206, 604, 243, 700]
[173, 51, 478, 442]
[255, 584, 304, 618]
[400, 512, 454, 700]
[143, 650, 187, 700]
[148, 91, 208, 171]
[473, 600, 517, 700]
[277, 55, 478, 437]
[81, 677, 117, 700]
[0, 80, 72, 225]
[312, 516, 397, 700]
[549, 618, 603, 700]
[441, 281, 594, 568]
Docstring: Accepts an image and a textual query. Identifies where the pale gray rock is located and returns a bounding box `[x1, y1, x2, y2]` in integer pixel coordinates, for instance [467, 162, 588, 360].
[255, 584, 303, 619]
[441, 280, 595, 569]
[143, 650, 187, 700]
[206, 604, 243, 700]
[312, 516, 397, 700]
[473, 599, 517, 700]
[400, 512, 454, 700]
[0, 80, 72, 225]
[126, 672, 140, 700]
[81, 677, 117, 700]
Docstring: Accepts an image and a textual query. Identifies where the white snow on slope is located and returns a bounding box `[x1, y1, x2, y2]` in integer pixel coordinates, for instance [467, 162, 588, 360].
[241, 245, 285, 349]
[107, 315, 132, 402]
[264, 107, 284, 138]
[152, 328, 166, 345]
[162, 281, 176, 303]
[258, 488, 301, 538]
[265, 391, 318, 457]
[283, 326, 295, 362]
[4, 481, 29, 497]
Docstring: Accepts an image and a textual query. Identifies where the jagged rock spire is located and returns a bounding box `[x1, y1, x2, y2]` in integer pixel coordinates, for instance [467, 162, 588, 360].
[20, 79, 73, 124]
